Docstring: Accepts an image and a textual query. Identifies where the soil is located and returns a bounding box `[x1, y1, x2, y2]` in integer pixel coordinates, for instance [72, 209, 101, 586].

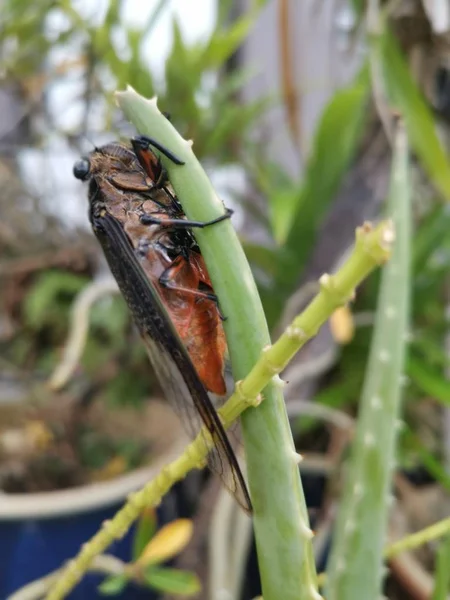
[0, 393, 180, 493]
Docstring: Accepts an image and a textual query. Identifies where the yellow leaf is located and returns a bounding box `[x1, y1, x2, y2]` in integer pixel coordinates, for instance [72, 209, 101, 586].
[330, 305, 354, 344]
[91, 456, 127, 482]
[136, 519, 193, 567]
[25, 420, 53, 451]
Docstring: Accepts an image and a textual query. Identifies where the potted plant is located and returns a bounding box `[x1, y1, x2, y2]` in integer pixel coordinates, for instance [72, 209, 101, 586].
[0, 258, 188, 599]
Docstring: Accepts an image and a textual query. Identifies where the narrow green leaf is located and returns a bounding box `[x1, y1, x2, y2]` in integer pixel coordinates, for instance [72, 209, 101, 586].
[132, 509, 157, 561]
[217, 0, 237, 25]
[411, 335, 450, 370]
[242, 242, 281, 276]
[202, 96, 270, 157]
[407, 355, 450, 405]
[378, 30, 450, 200]
[142, 0, 168, 37]
[350, 0, 364, 16]
[280, 65, 370, 287]
[104, 0, 121, 28]
[124, 28, 154, 97]
[403, 429, 450, 493]
[202, 11, 256, 68]
[326, 123, 411, 600]
[249, 158, 295, 242]
[413, 204, 450, 273]
[98, 574, 128, 596]
[432, 535, 450, 599]
[23, 271, 88, 328]
[269, 186, 302, 245]
[163, 19, 200, 122]
[143, 566, 201, 595]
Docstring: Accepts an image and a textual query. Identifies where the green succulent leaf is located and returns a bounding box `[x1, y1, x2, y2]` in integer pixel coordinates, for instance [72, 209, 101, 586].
[143, 566, 201, 595]
[98, 574, 128, 596]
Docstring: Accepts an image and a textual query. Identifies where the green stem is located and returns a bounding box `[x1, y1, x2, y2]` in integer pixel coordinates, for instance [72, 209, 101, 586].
[326, 122, 411, 600]
[386, 516, 450, 560]
[318, 515, 450, 590]
[115, 87, 316, 600]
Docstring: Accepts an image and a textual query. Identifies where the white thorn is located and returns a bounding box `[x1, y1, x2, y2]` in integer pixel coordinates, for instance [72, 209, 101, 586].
[398, 374, 409, 387]
[364, 433, 375, 447]
[344, 519, 356, 534]
[309, 587, 323, 600]
[353, 482, 364, 498]
[262, 345, 278, 374]
[319, 273, 331, 287]
[300, 523, 315, 539]
[285, 325, 307, 341]
[335, 558, 345, 573]
[383, 220, 395, 244]
[272, 375, 286, 388]
[395, 419, 405, 432]
[254, 393, 263, 407]
[371, 396, 382, 409]
[385, 306, 396, 319]
[292, 451, 304, 464]
[378, 349, 390, 363]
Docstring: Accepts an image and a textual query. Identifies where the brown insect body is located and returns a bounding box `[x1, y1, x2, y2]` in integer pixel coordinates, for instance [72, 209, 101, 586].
[73, 137, 250, 511]
[86, 142, 226, 395]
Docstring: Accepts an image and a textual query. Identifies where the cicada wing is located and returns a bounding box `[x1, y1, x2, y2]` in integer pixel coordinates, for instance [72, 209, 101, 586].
[92, 212, 251, 512]
[141, 332, 251, 513]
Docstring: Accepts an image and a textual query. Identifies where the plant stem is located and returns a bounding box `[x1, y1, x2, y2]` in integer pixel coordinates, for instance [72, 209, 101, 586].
[115, 87, 317, 600]
[318, 514, 450, 589]
[385, 516, 450, 560]
[326, 122, 411, 600]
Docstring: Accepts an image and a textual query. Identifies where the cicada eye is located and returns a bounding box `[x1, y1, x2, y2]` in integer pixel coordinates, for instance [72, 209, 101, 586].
[73, 158, 91, 180]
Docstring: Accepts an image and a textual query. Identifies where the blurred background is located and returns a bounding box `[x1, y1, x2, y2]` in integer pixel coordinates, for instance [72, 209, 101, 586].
[1, 0, 450, 599]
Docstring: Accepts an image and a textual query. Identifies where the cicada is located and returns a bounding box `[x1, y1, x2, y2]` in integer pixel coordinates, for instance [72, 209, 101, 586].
[73, 135, 251, 512]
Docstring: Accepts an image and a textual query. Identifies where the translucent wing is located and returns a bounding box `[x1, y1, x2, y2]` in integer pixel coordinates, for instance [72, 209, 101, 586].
[93, 212, 251, 512]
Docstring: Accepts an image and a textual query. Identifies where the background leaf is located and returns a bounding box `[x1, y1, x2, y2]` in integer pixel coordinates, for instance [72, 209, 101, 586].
[143, 566, 201, 595]
[378, 29, 450, 200]
[432, 534, 450, 599]
[98, 574, 128, 596]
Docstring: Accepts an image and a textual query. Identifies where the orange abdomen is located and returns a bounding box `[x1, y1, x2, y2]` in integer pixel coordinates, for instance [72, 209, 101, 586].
[158, 253, 227, 396]
[183, 296, 227, 395]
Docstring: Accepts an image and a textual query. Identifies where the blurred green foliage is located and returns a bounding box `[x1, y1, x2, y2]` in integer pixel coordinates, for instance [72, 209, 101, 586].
[99, 512, 200, 597]
[24, 271, 88, 331]
[432, 534, 450, 600]
[1, 0, 266, 161]
[78, 425, 145, 470]
[246, 65, 371, 324]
